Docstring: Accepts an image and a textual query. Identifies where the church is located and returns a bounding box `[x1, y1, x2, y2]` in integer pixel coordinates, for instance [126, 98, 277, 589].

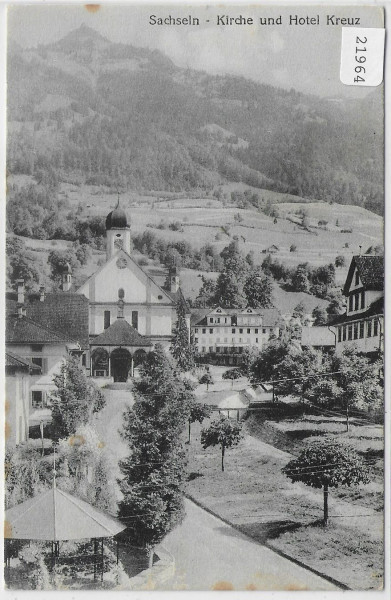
[77, 202, 188, 381]
[6, 203, 189, 390]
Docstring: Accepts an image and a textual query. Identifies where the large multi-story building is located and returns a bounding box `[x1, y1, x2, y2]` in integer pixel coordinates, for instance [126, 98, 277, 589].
[191, 306, 280, 365]
[329, 255, 384, 354]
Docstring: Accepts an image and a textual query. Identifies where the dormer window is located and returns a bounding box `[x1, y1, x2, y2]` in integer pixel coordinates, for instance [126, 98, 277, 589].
[349, 296, 354, 312]
[216, 308, 222, 313]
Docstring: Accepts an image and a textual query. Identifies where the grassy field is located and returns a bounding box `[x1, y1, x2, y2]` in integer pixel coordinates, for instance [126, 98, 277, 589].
[39, 178, 383, 271]
[184, 380, 384, 590]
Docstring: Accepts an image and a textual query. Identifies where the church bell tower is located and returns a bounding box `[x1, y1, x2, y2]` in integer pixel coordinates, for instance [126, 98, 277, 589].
[105, 197, 131, 260]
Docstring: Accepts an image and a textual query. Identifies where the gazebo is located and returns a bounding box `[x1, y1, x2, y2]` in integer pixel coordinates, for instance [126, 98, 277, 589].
[4, 486, 126, 582]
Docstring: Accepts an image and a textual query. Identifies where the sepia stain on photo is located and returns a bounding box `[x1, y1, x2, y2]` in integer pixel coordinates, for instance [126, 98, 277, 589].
[3, 2, 385, 593]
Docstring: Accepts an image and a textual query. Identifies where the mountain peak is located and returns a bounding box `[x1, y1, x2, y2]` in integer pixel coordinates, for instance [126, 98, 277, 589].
[49, 24, 110, 51]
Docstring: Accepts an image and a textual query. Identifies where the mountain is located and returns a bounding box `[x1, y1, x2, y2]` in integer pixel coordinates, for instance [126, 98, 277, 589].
[7, 26, 383, 214]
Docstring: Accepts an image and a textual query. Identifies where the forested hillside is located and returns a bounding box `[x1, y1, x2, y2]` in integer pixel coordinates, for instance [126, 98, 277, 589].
[7, 24, 383, 216]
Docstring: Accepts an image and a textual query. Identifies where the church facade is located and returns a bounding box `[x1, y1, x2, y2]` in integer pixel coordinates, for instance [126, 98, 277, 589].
[76, 203, 187, 381]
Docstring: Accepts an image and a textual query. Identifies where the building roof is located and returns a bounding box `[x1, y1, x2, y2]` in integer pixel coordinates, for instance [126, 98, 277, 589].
[328, 297, 384, 326]
[343, 255, 384, 295]
[191, 307, 280, 327]
[6, 315, 77, 345]
[5, 351, 42, 372]
[301, 326, 335, 348]
[5, 487, 126, 541]
[7, 292, 90, 350]
[90, 318, 153, 347]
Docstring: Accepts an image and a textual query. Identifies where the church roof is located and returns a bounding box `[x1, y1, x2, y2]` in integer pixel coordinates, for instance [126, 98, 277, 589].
[90, 318, 153, 347]
[343, 255, 384, 295]
[165, 286, 190, 313]
[7, 292, 90, 350]
[106, 203, 129, 230]
[6, 315, 77, 345]
[5, 487, 125, 541]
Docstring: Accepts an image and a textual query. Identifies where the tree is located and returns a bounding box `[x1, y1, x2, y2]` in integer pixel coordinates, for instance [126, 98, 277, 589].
[201, 416, 242, 471]
[292, 301, 307, 323]
[250, 339, 290, 385]
[6, 237, 41, 290]
[51, 357, 105, 441]
[222, 368, 242, 388]
[312, 305, 328, 326]
[335, 255, 346, 268]
[187, 401, 212, 443]
[282, 439, 370, 525]
[47, 249, 80, 284]
[170, 302, 195, 371]
[199, 372, 214, 391]
[291, 266, 310, 293]
[244, 272, 274, 308]
[118, 346, 193, 561]
[290, 244, 297, 253]
[214, 270, 247, 308]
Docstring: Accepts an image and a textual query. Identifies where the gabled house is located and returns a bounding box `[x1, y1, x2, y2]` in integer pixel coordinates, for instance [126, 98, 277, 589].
[329, 255, 384, 354]
[6, 309, 81, 418]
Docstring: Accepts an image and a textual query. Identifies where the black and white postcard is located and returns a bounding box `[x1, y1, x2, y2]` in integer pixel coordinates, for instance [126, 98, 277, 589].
[2, 1, 387, 594]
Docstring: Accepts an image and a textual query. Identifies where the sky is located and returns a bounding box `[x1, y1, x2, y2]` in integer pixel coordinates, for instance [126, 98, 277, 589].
[6, 3, 385, 98]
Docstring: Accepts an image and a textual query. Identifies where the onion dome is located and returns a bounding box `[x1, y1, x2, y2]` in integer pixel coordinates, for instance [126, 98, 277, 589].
[106, 197, 129, 230]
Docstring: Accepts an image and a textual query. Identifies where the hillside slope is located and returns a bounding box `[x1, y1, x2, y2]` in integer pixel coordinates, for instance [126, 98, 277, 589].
[7, 25, 383, 214]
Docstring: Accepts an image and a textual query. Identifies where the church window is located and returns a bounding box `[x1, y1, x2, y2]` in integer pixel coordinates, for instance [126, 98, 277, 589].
[104, 311, 111, 330]
[132, 311, 139, 330]
[118, 300, 124, 319]
[118, 288, 125, 299]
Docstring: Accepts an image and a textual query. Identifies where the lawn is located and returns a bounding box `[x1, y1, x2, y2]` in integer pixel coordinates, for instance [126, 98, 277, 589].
[184, 414, 384, 590]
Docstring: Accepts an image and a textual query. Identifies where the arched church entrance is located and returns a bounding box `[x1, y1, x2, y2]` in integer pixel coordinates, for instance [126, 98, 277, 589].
[111, 348, 132, 383]
[91, 348, 109, 378]
[134, 349, 147, 367]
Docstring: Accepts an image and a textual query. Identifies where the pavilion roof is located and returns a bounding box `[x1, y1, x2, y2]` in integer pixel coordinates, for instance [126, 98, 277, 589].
[90, 318, 153, 347]
[4, 487, 126, 541]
